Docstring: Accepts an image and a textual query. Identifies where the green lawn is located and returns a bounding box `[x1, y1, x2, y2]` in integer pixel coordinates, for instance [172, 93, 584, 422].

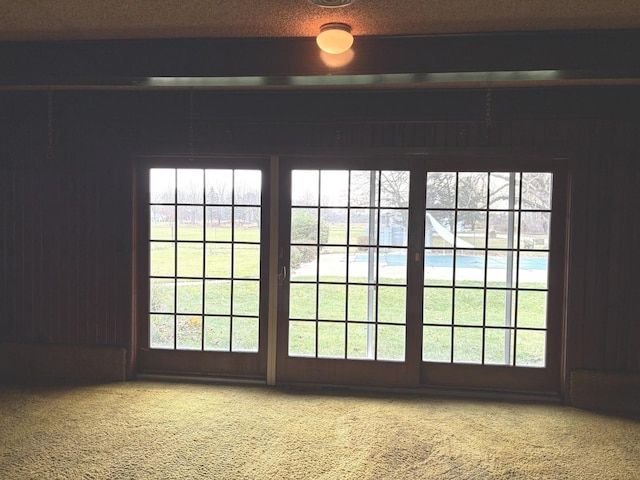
[148, 224, 547, 366]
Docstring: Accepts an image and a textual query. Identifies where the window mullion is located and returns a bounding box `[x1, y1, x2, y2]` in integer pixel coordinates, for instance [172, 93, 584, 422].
[405, 165, 427, 368]
[504, 171, 517, 364]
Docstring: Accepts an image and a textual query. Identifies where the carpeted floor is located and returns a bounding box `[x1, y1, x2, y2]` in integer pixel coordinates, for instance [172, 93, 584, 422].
[0, 381, 638, 479]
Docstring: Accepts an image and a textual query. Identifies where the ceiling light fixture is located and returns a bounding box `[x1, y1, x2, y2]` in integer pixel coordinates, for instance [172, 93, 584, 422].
[308, 0, 355, 7]
[316, 23, 353, 55]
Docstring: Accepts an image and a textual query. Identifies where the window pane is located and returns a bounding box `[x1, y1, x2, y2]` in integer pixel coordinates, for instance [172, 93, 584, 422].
[149, 167, 263, 356]
[348, 247, 378, 284]
[520, 212, 550, 250]
[291, 208, 319, 244]
[380, 171, 409, 208]
[485, 289, 516, 327]
[350, 171, 379, 208]
[426, 172, 456, 209]
[516, 330, 546, 367]
[347, 285, 375, 322]
[318, 284, 346, 320]
[290, 246, 318, 281]
[421, 169, 554, 369]
[235, 207, 261, 240]
[379, 209, 408, 247]
[378, 286, 406, 324]
[232, 317, 259, 352]
[318, 322, 345, 358]
[292, 170, 319, 206]
[150, 278, 174, 313]
[425, 211, 457, 248]
[521, 173, 552, 210]
[150, 168, 175, 203]
[289, 321, 316, 357]
[234, 170, 261, 205]
[150, 242, 174, 277]
[487, 211, 519, 249]
[206, 207, 232, 239]
[457, 211, 487, 248]
[349, 208, 378, 246]
[422, 326, 451, 362]
[176, 315, 202, 350]
[205, 169, 232, 204]
[318, 247, 347, 282]
[150, 314, 174, 349]
[177, 206, 204, 240]
[424, 249, 454, 286]
[347, 323, 371, 360]
[453, 327, 482, 364]
[321, 208, 347, 244]
[321, 170, 349, 207]
[204, 280, 231, 315]
[453, 289, 484, 326]
[234, 244, 260, 279]
[377, 325, 405, 361]
[204, 316, 230, 351]
[232, 280, 259, 316]
[177, 279, 202, 314]
[150, 206, 175, 240]
[486, 251, 518, 289]
[177, 169, 204, 204]
[489, 172, 519, 209]
[380, 248, 407, 283]
[517, 291, 547, 328]
[484, 328, 514, 365]
[205, 243, 232, 278]
[177, 242, 203, 277]
[290, 283, 316, 319]
[457, 172, 488, 209]
[423, 288, 453, 325]
[518, 252, 548, 289]
[454, 251, 485, 287]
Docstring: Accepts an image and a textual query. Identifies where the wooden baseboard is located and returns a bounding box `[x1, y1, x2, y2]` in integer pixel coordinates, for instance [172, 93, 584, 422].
[0, 343, 126, 383]
[570, 370, 640, 415]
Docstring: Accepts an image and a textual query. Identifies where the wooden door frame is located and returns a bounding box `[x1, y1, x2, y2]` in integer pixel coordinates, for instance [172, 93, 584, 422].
[416, 158, 570, 394]
[275, 155, 421, 387]
[130, 150, 571, 395]
[274, 153, 571, 394]
[132, 154, 271, 379]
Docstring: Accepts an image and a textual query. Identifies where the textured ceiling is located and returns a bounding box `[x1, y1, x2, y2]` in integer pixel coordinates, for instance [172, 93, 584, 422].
[1, 0, 640, 42]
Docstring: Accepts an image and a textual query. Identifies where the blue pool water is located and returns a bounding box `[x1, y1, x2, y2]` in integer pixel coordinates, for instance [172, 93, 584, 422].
[424, 255, 547, 270]
[356, 253, 547, 270]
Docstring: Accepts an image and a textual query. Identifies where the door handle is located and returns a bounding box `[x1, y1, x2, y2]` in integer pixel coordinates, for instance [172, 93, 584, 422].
[278, 265, 287, 284]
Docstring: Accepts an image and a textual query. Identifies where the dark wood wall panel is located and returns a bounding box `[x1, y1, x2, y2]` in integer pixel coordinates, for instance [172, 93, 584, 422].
[564, 122, 590, 372]
[583, 122, 609, 370]
[1, 98, 135, 348]
[1, 89, 639, 375]
[572, 121, 640, 373]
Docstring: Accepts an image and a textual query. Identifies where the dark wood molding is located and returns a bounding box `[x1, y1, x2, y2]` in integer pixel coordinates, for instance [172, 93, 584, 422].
[1, 29, 640, 88]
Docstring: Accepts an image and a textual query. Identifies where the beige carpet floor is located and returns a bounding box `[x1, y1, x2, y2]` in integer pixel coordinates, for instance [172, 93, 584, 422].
[0, 381, 639, 479]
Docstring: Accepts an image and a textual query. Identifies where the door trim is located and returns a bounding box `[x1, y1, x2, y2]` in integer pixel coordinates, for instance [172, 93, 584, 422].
[133, 155, 271, 379]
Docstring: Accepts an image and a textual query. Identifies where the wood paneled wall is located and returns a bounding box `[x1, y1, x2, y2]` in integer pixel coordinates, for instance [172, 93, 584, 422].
[1, 88, 639, 374]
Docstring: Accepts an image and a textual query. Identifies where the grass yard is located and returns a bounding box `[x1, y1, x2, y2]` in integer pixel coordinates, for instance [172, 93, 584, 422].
[148, 224, 547, 366]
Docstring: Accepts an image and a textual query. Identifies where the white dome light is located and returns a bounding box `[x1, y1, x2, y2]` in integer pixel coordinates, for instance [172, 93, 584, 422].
[316, 23, 353, 55]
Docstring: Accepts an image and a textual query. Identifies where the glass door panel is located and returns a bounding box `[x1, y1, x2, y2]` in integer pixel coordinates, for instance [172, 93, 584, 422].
[421, 169, 565, 392]
[278, 162, 415, 386]
[137, 158, 269, 378]
[138, 156, 566, 393]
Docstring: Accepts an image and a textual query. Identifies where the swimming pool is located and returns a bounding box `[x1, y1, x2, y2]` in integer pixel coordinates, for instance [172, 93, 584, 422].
[356, 253, 548, 270]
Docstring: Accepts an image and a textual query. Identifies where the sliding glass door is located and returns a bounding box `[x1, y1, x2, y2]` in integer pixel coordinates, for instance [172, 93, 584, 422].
[136, 156, 270, 378]
[135, 154, 567, 392]
[277, 156, 567, 392]
[420, 169, 566, 391]
[276, 158, 420, 386]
